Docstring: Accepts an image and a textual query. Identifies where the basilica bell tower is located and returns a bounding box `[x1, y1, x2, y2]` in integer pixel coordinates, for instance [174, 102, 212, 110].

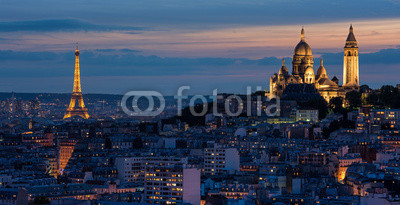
[343, 25, 359, 90]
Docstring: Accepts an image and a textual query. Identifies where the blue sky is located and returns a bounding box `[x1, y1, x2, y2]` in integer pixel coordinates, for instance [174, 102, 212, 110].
[0, 0, 400, 95]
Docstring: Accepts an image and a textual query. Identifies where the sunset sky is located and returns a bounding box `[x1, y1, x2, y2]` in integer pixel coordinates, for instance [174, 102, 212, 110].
[1, 0, 400, 95]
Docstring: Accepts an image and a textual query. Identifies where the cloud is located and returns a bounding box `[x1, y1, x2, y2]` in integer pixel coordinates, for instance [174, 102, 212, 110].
[95, 49, 117, 52]
[119, 49, 141, 53]
[1, 46, 400, 79]
[0, 50, 60, 61]
[0, 19, 146, 33]
[320, 46, 400, 65]
[1, 0, 400, 30]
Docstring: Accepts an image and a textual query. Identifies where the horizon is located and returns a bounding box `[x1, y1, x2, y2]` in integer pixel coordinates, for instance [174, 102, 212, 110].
[0, 80, 398, 97]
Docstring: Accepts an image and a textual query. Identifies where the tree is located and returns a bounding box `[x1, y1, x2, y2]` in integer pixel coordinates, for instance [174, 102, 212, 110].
[272, 129, 281, 138]
[366, 93, 379, 106]
[89, 126, 96, 138]
[359, 84, 371, 93]
[252, 91, 266, 96]
[329, 97, 345, 114]
[33, 196, 50, 204]
[105, 137, 112, 149]
[177, 102, 212, 126]
[176, 139, 187, 149]
[299, 98, 328, 120]
[322, 120, 340, 138]
[346, 91, 362, 110]
[379, 85, 400, 108]
[132, 137, 143, 149]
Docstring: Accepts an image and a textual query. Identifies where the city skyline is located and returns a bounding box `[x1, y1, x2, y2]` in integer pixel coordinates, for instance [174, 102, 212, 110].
[0, 0, 400, 94]
[2, 1, 400, 204]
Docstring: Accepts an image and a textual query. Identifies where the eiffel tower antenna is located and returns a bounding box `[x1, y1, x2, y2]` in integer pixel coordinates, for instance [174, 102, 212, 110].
[63, 44, 90, 119]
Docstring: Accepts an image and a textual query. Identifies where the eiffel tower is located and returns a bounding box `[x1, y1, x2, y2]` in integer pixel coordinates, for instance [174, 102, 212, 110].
[64, 43, 90, 119]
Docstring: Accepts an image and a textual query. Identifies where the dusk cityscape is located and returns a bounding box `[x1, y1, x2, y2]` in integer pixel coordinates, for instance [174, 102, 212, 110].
[1, 0, 400, 205]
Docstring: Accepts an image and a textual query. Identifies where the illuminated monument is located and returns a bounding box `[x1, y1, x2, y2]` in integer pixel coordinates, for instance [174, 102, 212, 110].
[64, 43, 90, 119]
[343, 25, 360, 90]
[269, 25, 359, 102]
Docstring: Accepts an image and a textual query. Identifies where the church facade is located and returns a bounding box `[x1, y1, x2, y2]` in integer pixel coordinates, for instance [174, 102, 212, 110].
[268, 25, 359, 102]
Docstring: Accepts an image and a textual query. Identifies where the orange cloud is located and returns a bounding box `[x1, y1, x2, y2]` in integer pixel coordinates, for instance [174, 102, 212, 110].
[2, 18, 400, 59]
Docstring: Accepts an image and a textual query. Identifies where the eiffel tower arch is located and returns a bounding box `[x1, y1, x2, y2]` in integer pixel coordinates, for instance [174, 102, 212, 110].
[64, 43, 90, 119]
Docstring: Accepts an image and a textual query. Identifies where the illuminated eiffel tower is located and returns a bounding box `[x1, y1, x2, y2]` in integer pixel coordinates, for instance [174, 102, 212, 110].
[64, 43, 90, 119]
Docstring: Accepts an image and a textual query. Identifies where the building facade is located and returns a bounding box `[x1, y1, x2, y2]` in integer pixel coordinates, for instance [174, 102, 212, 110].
[144, 166, 200, 205]
[115, 156, 188, 184]
[203, 144, 240, 175]
[59, 139, 77, 173]
[295, 109, 319, 123]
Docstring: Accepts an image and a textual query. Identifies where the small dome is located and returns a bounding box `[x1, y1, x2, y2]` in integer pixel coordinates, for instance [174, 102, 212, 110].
[294, 27, 312, 56]
[279, 66, 288, 75]
[316, 59, 328, 78]
[305, 66, 314, 75]
[279, 59, 289, 75]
